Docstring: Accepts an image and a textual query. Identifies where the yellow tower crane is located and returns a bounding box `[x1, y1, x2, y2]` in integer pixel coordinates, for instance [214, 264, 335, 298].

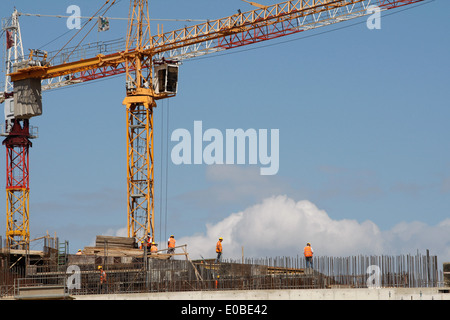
[7, 0, 424, 246]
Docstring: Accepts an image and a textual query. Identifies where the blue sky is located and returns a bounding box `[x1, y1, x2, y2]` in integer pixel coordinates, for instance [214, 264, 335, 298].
[1, 0, 450, 262]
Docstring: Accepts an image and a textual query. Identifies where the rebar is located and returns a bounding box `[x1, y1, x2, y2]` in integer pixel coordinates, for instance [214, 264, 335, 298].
[0, 250, 444, 297]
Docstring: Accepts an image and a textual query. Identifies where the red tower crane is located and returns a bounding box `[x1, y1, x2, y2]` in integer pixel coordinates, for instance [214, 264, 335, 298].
[1, 9, 39, 249]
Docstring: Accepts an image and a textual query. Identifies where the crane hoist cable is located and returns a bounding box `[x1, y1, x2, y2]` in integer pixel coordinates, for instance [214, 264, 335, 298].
[164, 98, 170, 244]
[158, 98, 170, 245]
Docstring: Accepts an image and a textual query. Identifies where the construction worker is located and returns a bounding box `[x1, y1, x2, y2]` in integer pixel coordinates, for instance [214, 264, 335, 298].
[215, 237, 223, 263]
[304, 242, 314, 269]
[215, 275, 220, 289]
[76, 249, 82, 255]
[146, 233, 153, 251]
[150, 242, 158, 254]
[167, 235, 176, 256]
[98, 265, 107, 293]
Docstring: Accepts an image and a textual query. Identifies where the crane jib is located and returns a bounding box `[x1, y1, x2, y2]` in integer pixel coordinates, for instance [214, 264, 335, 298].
[8, 0, 423, 84]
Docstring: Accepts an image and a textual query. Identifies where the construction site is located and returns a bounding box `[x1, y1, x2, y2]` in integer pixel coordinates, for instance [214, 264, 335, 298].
[1, 0, 449, 302]
[0, 234, 447, 300]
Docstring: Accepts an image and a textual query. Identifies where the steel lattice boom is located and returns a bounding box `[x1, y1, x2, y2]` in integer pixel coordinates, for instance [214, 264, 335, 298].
[9, 0, 423, 84]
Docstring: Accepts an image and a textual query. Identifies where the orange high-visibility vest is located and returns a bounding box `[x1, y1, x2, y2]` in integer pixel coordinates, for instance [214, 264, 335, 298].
[100, 270, 106, 283]
[168, 237, 176, 248]
[304, 246, 313, 258]
[146, 237, 152, 248]
[216, 241, 222, 253]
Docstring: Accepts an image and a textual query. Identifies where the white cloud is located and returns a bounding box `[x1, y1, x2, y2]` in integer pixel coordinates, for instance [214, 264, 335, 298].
[175, 165, 295, 209]
[178, 195, 450, 263]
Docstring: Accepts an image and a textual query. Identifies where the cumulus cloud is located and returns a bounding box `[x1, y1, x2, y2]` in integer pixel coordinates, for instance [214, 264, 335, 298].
[174, 165, 296, 211]
[178, 195, 450, 262]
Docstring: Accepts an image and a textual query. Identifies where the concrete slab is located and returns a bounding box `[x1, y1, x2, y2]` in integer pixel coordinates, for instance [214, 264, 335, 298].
[73, 287, 450, 300]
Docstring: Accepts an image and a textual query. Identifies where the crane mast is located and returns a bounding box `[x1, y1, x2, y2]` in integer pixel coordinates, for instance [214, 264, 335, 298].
[123, 1, 179, 241]
[123, 0, 156, 241]
[2, 119, 32, 249]
[1, 9, 36, 249]
[4, 0, 424, 247]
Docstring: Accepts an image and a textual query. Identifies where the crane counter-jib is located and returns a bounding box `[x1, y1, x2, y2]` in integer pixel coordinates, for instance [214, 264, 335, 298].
[8, 51, 130, 82]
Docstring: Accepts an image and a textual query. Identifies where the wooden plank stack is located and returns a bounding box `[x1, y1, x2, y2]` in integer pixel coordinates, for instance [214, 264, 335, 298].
[79, 235, 142, 257]
[79, 235, 186, 259]
[82, 246, 143, 257]
[95, 235, 136, 249]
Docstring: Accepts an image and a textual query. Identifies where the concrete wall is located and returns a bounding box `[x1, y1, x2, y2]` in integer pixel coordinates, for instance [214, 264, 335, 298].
[74, 287, 450, 300]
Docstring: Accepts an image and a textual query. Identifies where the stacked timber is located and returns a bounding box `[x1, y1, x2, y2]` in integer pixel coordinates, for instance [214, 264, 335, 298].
[95, 235, 136, 249]
[82, 246, 143, 257]
[80, 235, 141, 257]
[82, 246, 176, 259]
[80, 235, 184, 259]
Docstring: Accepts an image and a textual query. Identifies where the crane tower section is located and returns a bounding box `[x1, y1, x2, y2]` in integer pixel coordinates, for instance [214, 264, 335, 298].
[1, 9, 30, 249]
[2, 119, 32, 249]
[123, 1, 180, 241]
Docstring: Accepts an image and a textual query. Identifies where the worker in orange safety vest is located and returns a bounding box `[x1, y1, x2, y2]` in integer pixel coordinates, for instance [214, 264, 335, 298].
[98, 265, 107, 293]
[167, 235, 176, 256]
[215, 237, 223, 263]
[304, 242, 314, 269]
[146, 233, 153, 251]
[150, 242, 158, 254]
